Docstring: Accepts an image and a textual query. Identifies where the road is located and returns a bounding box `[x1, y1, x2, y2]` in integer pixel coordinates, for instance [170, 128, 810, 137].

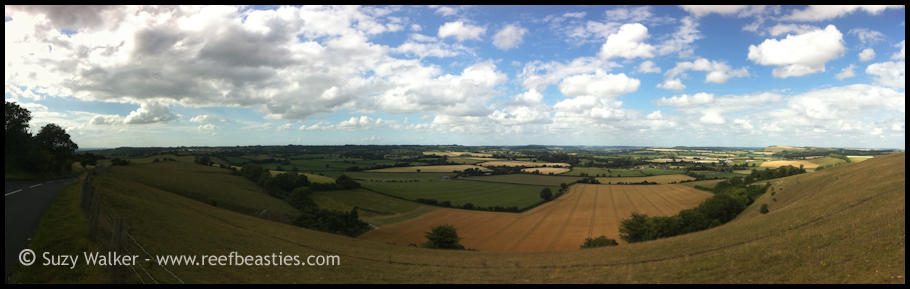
[5, 177, 78, 283]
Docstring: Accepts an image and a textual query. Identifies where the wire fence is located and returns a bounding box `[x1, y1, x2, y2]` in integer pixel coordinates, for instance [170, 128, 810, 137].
[80, 168, 184, 284]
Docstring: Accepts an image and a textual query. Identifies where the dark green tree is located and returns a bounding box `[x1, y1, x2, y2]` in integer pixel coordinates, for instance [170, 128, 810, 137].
[33, 123, 78, 172]
[421, 224, 464, 249]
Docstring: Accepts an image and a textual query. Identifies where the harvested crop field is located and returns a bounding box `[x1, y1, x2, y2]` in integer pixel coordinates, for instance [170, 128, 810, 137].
[360, 184, 712, 252]
[478, 161, 571, 167]
[366, 165, 489, 173]
[521, 167, 571, 174]
[596, 174, 695, 184]
[759, 160, 819, 169]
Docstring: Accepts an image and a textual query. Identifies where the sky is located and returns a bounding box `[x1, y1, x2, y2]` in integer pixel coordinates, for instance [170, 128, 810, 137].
[4, 5, 906, 149]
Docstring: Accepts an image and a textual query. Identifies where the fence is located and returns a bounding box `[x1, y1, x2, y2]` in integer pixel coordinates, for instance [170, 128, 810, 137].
[80, 167, 184, 284]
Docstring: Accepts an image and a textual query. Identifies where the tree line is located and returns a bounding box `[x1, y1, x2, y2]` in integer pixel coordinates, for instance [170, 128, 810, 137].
[618, 165, 805, 243]
[5, 101, 79, 176]
[237, 163, 369, 237]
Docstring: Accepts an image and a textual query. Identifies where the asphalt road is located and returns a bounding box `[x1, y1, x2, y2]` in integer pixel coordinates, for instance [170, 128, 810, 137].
[5, 177, 78, 283]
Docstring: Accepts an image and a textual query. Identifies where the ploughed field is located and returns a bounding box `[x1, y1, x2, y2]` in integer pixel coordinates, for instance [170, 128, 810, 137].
[360, 184, 713, 252]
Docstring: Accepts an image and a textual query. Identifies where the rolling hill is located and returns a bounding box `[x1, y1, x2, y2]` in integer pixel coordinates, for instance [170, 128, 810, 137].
[70, 152, 904, 283]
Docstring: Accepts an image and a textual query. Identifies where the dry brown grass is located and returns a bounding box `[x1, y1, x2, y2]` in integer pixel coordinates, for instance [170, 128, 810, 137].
[360, 184, 712, 252]
[760, 160, 820, 169]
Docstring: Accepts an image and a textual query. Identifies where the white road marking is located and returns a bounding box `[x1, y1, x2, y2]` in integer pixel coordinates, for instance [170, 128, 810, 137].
[29, 183, 43, 189]
[5, 189, 23, 197]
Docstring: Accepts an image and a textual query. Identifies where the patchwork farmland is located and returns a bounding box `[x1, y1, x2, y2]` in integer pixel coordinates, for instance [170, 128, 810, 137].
[596, 174, 696, 184]
[360, 184, 713, 252]
[760, 160, 820, 169]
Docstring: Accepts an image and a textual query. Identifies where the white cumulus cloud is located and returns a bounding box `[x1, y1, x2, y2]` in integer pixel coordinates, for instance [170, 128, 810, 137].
[747, 24, 846, 78]
[598, 23, 655, 60]
[492, 24, 527, 50]
[438, 21, 485, 41]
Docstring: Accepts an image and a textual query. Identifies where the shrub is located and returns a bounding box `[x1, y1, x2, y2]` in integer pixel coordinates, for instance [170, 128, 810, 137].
[760, 204, 769, 214]
[539, 187, 553, 201]
[580, 235, 619, 249]
[421, 224, 465, 250]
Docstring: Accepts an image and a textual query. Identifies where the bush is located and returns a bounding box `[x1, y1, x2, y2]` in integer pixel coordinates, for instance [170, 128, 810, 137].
[580, 235, 619, 249]
[462, 203, 474, 209]
[111, 158, 130, 166]
[540, 187, 553, 201]
[421, 224, 465, 250]
[760, 204, 769, 214]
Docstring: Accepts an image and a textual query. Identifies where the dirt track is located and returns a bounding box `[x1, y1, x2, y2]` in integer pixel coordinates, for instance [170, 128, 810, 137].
[360, 184, 713, 252]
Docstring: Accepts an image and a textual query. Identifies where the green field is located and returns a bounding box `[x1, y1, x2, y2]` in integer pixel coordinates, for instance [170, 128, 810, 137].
[688, 170, 740, 179]
[107, 160, 300, 223]
[269, 170, 336, 183]
[463, 174, 581, 186]
[310, 189, 433, 226]
[564, 167, 682, 177]
[362, 179, 554, 210]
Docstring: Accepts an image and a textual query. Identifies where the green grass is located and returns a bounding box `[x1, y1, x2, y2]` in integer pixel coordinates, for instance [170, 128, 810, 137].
[564, 167, 682, 177]
[343, 172, 455, 181]
[362, 179, 554, 210]
[269, 170, 336, 184]
[107, 160, 300, 223]
[11, 175, 110, 283]
[462, 174, 581, 186]
[689, 170, 739, 179]
[310, 189, 431, 226]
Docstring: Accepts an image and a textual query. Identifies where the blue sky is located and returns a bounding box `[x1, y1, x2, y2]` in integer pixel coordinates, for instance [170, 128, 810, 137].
[4, 5, 906, 148]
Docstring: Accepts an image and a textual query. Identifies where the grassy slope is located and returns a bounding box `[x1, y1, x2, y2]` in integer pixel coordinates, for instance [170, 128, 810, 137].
[10, 174, 110, 283]
[88, 153, 904, 283]
[108, 160, 300, 223]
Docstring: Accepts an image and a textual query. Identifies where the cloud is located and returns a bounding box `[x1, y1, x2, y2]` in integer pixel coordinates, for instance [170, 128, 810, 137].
[558, 70, 640, 98]
[747, 24, 846, 78]
[767, 23, 819, 36]
[859, 48, 876, 62]
[657, 78, 686, 91]
[563, 12, 586, 18]
[89, 114, 123, 125]
[865, 61, 906, 89]
[519, 57, 619, 92]
[680, 5, 750, 17]
[512, 89, 544, 105]
[893, 40, 905, 60]
[438, 21, 485, 41]
[786, 84, 904, 121]
[665, 58, 750, 84]
[656, 16, 701, 57]
[848, 28, 886, 45]
[598, 23, 655, 60]
[638, 60, 661, 73]
[836, 64, 855, 80]
[392, 34, 471, 58]
[198, 123, 216, 131]
[492, 24, 527, 50]
[656, 92, 715, 106]
[123, 102, 178, 124]
[189, 114, 224, 123]
[781, 5, 902, 22]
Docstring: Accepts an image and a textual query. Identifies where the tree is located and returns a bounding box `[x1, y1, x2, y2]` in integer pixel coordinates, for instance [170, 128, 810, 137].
[540, 187, 553, 201]
[34, 123, 78, 172]
[421, 224, 464, 249]
[580, 235, 619, 248]
[619, 212, 655, 243]
[335, 174, 360, 189]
